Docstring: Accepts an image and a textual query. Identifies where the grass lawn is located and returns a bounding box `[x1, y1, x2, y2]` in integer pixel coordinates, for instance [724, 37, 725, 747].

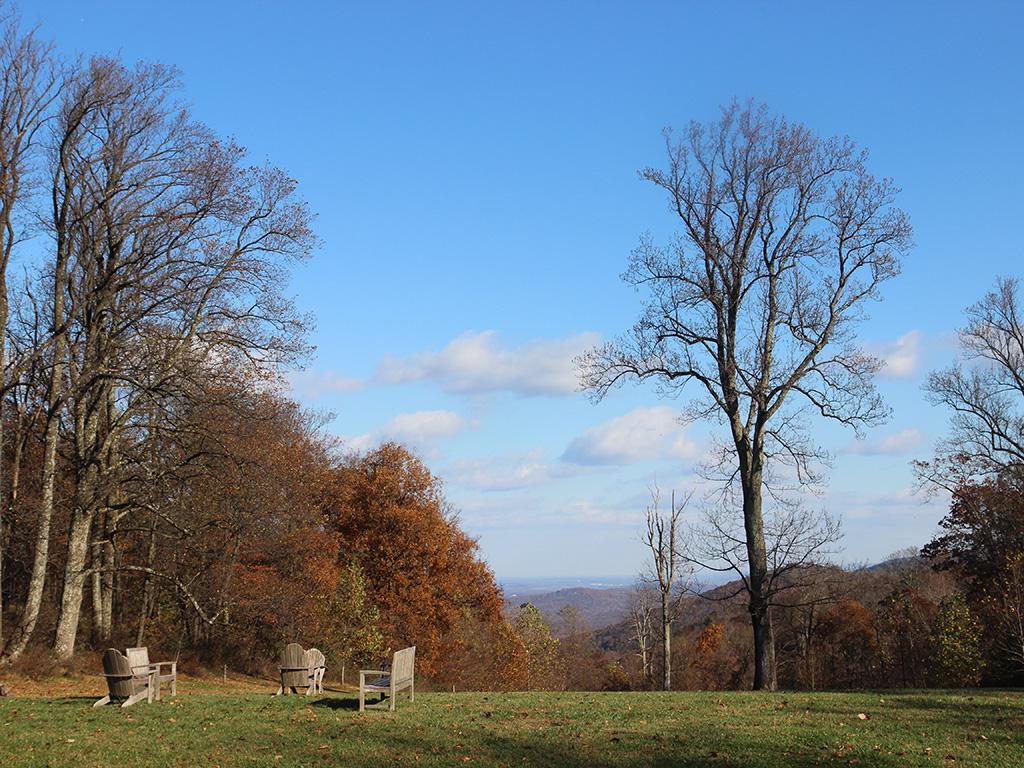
[1, 685, 1022, 767]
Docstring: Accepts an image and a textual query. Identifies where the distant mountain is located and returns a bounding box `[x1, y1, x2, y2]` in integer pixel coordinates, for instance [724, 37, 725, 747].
[500, 576, 635, 596]
[505, 585, 636, 631]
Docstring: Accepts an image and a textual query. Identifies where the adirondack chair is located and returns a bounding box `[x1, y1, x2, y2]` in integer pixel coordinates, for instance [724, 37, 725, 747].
[126, 646, 177, 700]
[359, 646, 415, 712]
[307, 647, 327, 694]
[93, 648, 154, 708]
[276, 642, 322, 695]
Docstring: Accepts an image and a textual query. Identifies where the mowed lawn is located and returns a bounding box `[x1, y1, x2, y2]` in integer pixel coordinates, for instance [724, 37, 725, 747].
[1, 687, 1022, 767]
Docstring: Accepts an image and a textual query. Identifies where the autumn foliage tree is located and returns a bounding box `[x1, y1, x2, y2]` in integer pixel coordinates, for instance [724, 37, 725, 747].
[325, 442, 511, 686]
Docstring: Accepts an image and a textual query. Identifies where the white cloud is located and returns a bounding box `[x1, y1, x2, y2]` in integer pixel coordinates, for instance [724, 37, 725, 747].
[561, 406, 698, 466]
[826, 485, 936, 521]
[875, 330, 922, 378]
[847, 428, 924, 456]
[446, 448, 590, 492]
[376, 330, 601, 396]
[345, 410, 474, 454]
[288, 369, 365, 398]
[564, 499, 644, 526]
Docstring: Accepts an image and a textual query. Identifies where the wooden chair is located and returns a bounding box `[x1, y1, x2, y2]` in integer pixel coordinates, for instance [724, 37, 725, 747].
[359, 646, 415, 712]
[276, 642, 319, 695]
[126, 646, 177, 700]
[307, 647, 327, 694]
[93, 648, 154, 708]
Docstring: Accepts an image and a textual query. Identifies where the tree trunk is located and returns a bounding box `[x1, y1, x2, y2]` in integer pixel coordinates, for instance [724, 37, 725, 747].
[1, 403, 62, 663]
[90, 509, 115, 642]
[742, 467, 777, 691]
[135, 513, 158, 646]
[661, 593, 671, 691]
[53, 506, 94, 659]
[750, 603, 776, 691]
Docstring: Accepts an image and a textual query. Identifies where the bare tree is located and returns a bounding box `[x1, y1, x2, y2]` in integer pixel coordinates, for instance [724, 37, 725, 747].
[0, 5, 61, 654]
[47, 56, 314, 659]
[922, 276, 1024, 481]
[692, 501, 842, 687]
[641, 487, 691, 691]
[579, 101, 911, 689]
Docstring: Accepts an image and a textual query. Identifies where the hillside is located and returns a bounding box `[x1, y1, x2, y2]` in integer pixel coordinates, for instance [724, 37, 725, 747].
[506, 585, 635, 630]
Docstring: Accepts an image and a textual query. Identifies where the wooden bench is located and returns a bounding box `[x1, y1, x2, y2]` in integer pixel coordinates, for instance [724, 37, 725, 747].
[359, 646, 415, 712]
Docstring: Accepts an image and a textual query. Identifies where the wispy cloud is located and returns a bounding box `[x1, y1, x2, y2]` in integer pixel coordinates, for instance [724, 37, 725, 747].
[561, 406, 698, 466]
[446, 449, 587, 492]
[288, 369, 365, 398]
[345, 409, 475, 455]
[847, 428, 924, 456]
[874, 330, 923, 378]
[376, 330, 601, 396]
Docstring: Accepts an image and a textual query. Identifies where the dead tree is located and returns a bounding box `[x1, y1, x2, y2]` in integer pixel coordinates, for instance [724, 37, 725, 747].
[642, 487, 691, 691]
[579, 101, 911, 689]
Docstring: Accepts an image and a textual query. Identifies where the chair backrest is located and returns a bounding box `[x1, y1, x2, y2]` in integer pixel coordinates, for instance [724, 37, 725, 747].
[306, 647, 326, 671]
[391, 646, 415, 685]
[126, 646, 151, 674]
[102, 648, 137, 700]
[279, 643, 309, 688]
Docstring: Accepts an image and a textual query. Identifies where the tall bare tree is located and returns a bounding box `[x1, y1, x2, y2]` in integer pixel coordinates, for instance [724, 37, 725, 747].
[579, 101, 912, 689]
[47, 56, 314, 659]
[641, 487, 690, 691]
[0, 6, 60, 653]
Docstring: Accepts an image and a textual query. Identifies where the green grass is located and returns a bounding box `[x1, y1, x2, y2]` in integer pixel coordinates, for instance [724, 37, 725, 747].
[2, 689, 1022, 767]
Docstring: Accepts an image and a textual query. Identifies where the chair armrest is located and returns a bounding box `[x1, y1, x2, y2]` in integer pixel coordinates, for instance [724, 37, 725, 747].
[153, 661, 176, 673]
[359, 669, 391, 677]
[279, 665, 309, 672]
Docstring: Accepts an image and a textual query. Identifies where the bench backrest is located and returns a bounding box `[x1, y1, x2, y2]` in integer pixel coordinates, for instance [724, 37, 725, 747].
[126, 646, 151, 674]
[102, 648, 137, 700]
[279, 643, 309, 688]
[391, 646, 415, 685]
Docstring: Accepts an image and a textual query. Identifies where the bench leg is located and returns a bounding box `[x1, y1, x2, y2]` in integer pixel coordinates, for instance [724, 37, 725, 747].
[171, 677, 176, 697]
[411, 677, 415, 703]
[359, 684, 365, 713]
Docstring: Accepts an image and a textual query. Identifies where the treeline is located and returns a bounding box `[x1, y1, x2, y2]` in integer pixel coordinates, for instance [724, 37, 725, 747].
[0, 11, 533, 688]
[517, 514, 1021, 693]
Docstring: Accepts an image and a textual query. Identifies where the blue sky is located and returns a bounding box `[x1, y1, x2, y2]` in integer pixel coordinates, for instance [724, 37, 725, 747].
[29, 1, 1024, 578]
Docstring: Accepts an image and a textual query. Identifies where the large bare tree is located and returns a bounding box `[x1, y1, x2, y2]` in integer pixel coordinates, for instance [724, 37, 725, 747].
[0, 6, 61, 654]
[578, 102, 911, 689]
